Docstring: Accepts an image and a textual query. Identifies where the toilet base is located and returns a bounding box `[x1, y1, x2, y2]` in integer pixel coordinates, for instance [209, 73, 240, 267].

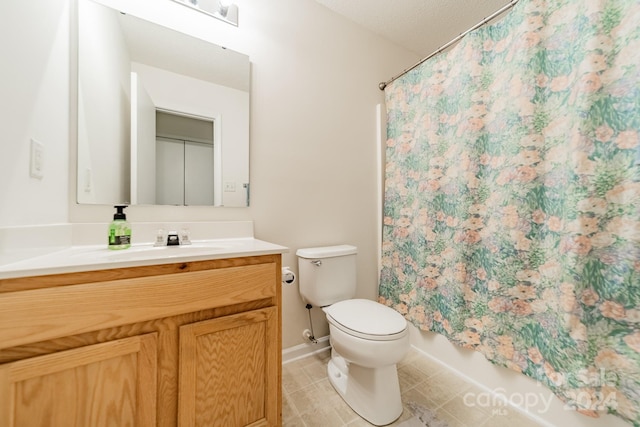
[327, 351, 403, 426]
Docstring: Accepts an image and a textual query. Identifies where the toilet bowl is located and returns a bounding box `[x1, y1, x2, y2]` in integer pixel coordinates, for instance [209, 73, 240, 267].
[324, 299, 409, 425]
[324, 299, 409, 368]
[296, 246, 410, 426]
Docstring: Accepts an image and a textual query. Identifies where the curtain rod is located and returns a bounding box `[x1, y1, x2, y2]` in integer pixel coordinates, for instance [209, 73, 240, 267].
[378, 0, 519, 91]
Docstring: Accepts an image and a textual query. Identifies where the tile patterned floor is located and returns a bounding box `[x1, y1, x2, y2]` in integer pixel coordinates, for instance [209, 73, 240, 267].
[282, 348, 546, 427]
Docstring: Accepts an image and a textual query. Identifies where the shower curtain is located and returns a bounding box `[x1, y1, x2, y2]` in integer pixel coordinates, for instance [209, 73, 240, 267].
[379, 0, 640, 425]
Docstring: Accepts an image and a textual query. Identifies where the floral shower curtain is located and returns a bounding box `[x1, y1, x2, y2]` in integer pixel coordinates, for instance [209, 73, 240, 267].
[379, 0, 640, 425]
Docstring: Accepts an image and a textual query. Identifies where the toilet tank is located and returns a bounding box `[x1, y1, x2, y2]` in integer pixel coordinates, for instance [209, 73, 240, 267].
[296, 245, 357, 307]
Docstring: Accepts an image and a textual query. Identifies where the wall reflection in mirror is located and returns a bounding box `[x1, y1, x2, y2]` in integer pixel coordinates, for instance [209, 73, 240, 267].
[77, 0, 250, 207]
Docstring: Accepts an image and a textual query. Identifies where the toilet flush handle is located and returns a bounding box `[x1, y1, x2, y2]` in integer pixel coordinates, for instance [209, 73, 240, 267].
[311, 260, 322, 267]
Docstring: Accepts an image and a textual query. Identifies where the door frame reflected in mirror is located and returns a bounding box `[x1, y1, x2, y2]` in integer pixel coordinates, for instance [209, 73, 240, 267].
[151, 109, 221, 206]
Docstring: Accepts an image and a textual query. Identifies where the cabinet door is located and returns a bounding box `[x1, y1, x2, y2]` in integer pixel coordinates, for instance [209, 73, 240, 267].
[0, 333, 158, 427]
[179, 307, 279, 427]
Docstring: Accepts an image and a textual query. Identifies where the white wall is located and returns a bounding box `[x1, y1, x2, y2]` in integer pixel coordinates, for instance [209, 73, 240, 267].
[0, 0, 70, 226]
[77, 0, 131, 204]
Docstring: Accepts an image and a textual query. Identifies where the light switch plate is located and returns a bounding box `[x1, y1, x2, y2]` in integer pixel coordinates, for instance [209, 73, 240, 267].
[30, 138, 44, 179]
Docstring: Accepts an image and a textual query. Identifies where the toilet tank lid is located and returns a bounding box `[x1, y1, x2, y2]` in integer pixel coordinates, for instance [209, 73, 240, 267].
[296, 245, 357, 259]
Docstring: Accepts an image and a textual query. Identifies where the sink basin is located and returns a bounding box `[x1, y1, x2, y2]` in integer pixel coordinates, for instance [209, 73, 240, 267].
[0, 236, 288, 280]
[63, 241, 230, 263]
[106, 243, 228, 262]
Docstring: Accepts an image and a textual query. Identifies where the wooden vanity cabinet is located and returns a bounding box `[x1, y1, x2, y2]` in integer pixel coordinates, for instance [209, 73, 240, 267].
[0, 254, 282, 427]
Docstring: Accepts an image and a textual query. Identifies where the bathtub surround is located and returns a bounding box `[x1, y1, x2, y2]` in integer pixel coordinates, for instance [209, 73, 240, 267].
[380, 0, 640, 426]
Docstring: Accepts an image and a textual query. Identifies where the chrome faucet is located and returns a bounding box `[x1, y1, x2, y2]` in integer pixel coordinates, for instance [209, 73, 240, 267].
[154, 228, 191, 246]
[166, 232, 180, 246]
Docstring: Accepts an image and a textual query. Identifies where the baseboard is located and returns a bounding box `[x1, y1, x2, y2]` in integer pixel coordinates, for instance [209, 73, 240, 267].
[282, 335, 330, 364]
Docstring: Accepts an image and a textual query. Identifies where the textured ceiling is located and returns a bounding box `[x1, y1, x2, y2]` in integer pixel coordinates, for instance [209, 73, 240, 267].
[313, 0, 513, 57]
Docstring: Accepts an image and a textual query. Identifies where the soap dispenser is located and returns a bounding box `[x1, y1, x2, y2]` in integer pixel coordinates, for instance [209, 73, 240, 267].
[108, 205, 131, 250]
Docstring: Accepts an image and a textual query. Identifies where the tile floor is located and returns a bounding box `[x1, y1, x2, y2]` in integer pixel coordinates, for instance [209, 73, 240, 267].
[282, 348, 546, 427]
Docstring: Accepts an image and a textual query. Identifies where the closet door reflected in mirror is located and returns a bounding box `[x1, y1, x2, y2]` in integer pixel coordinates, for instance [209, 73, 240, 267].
[155, 111, 216, 206]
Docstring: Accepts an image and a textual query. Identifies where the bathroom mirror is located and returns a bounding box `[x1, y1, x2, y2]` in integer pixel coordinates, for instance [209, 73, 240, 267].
[76, 0, 250, 207]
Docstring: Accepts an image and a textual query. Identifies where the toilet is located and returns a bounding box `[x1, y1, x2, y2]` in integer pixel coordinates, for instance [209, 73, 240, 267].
[297, 245, 410, 426]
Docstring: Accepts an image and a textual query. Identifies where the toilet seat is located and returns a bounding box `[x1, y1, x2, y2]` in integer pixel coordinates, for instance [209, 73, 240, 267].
[323, 299, 408, 341]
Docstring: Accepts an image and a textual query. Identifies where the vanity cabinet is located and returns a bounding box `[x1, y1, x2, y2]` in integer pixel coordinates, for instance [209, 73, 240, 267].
[0, 254, 282, 427]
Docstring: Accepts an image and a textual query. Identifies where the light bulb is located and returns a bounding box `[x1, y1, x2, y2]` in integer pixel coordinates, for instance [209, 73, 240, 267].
[217, 0, 229, 16]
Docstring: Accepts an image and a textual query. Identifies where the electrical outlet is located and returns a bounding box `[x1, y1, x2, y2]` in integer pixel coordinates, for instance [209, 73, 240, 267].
[30, 138, 44, 179]
[224, 182, 236, 192]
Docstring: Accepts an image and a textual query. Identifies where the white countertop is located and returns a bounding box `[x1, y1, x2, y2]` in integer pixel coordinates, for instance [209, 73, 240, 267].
[0, 238, 288, 280]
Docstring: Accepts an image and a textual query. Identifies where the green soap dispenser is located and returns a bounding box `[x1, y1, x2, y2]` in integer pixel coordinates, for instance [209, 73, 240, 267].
[108, 205, 131, 250]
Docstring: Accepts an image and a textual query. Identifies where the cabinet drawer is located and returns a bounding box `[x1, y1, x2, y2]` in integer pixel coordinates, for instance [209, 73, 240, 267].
[0, 262, 277, 350]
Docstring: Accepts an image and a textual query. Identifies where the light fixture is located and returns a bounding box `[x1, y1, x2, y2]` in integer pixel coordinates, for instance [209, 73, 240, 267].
[171, 0, 239, 26]
[216, 0, 239, 26]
